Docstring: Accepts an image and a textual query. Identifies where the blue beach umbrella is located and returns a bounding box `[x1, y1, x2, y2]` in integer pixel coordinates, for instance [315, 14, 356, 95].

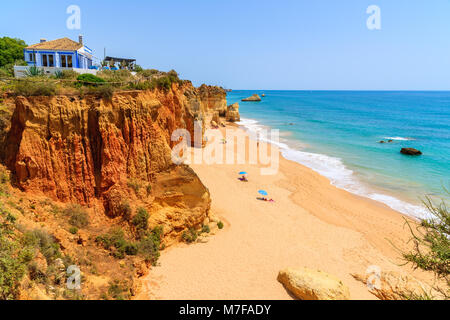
[258, 190, 268, 196]
[239, 172, 248, 175]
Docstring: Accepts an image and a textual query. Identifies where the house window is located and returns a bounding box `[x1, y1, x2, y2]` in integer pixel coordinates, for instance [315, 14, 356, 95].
[48, 55, 54, 67]
[42, 54, 48, 67]
[61, 55, 67, 68]
[28, 53, 36, 62]
[41, 54, 55, 67]
[60, 55, 73, 68]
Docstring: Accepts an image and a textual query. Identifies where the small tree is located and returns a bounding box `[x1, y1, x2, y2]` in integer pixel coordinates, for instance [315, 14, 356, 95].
[401, 193, 449, 299]
[132, 208, 149, 233]
[0, 37, 27, 67]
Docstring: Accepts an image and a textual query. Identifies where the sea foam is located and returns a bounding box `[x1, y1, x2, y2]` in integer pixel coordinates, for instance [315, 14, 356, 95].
[384, 137, 416, 141]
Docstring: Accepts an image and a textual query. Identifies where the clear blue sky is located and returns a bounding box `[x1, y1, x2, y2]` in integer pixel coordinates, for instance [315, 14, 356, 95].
[1, 0, 449, 90]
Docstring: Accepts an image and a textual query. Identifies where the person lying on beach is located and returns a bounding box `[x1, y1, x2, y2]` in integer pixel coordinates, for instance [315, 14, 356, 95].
[238, 176, 248, 182]
[256, 197, 275, 202]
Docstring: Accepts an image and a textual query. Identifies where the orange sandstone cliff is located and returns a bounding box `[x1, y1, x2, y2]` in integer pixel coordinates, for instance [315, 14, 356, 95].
[3, 83, 227, 241]
[198, 84, 227, 116]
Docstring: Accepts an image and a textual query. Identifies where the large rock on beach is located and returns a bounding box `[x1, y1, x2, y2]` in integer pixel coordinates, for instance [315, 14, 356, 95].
[400, 148, 422, 156]
[242, 94, 262, 102]
[352, 271, 433, 300]
[277, 268, 350, 300]
[211, 112, 220, 124]
[226, 103, 240, 122]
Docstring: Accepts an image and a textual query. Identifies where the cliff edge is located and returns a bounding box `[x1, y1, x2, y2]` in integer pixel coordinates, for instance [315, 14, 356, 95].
[3, 83, 224, 242]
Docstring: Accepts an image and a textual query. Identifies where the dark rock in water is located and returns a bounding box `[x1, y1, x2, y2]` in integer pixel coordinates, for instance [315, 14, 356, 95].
[401, 148, 422, 156]
[379, 141, 385, 144]
[388, 140, 394, 143]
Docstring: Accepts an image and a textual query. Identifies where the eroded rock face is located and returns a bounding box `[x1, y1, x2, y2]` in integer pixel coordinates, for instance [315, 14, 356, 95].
[4, 84, 214, 239]
[278, 267, 350, 300]
[198, 84, 227, 116]
[226, 103, 240, 122]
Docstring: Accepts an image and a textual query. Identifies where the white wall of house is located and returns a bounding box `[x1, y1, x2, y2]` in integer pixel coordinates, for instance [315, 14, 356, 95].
[14, 66, 98, 78]
[24, 49, 92, 69]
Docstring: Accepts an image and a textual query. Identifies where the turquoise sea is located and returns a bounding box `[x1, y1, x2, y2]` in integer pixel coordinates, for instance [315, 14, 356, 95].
[227, 91, 450, 218]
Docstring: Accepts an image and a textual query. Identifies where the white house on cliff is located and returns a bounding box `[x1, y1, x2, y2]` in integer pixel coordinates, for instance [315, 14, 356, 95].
[14, 36, 97, 77]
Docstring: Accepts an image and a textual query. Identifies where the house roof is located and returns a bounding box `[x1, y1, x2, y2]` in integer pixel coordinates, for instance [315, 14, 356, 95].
[26, 38, 83, 51]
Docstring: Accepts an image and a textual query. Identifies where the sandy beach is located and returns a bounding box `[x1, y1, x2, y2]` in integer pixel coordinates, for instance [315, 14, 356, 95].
[139, 124, 432, 300]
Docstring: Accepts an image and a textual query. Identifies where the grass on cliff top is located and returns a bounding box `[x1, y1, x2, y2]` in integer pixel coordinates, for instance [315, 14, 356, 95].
[6, 68, 187, 98]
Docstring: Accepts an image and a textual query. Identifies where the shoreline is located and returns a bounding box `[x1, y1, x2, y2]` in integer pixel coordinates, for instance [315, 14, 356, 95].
[237, 117, 429, 220]
[137, 123, 435, 300]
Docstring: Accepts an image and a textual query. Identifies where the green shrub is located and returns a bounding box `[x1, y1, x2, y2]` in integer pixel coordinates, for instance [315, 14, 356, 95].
[0, 240, 27, 299]
[119, 202, 132, 221]
[0, 167, 9, 184]
[202, 225, 210, 234]
[138, 69, 160, 78]
[152, 76, 172, 91]
[0, 199, 35, 299]
[128, 80, 155, 91]
[22, 229, 61, 263]
[124, 243, 138, 256]
[76, 73, 105, 86]
[217, 221, 224, 229]
[27, 261, 46, 283]
[107, 280, 130, 300]
[0, 60, 27, 78]
[182, 228, 198, 243]
[25, 65, 44, 77]
[97, 70, 132, 83]
[0, 68, 11, 78]
[132, 208, 149, 232]
[167, 69, 179, 80]
[64, 204, 89, 229]
[13, 80, 56, 97]
[96, 228, 125, 250]
[138, 226, 163, 265]
[400, 194, 450, 299]
[0, 37, 27, 68]
[54, 70, 63, 79]
[62, 289, 85, 300]
[55, 70, 78, 80]
[88, 84, 115, 100]
[96, 228, 138, 259]
[69, 227, 78, 235]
